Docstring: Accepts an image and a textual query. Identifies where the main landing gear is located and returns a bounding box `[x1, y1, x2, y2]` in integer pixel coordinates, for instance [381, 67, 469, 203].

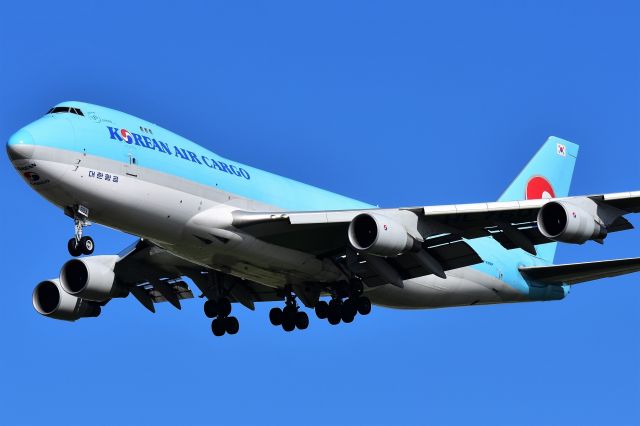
[315, 281, 371, 325]
[67, 205, 94, 257]
[269, 291, 309, 332]
[204, 297, 240, 337]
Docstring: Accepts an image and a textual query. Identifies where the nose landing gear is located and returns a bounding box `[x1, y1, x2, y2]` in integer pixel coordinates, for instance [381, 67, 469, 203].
[67, 205, 94, 257]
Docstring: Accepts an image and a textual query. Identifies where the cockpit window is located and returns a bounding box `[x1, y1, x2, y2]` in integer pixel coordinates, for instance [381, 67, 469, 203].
[49, 107, 70, 114]
[47, 106, 84, 116]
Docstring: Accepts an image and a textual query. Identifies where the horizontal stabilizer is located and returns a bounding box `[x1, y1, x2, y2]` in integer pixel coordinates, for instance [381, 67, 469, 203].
[520, 257, 640, 285]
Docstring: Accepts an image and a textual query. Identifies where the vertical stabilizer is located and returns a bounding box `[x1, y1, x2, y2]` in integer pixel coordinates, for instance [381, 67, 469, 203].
[498, 137, 579, 262]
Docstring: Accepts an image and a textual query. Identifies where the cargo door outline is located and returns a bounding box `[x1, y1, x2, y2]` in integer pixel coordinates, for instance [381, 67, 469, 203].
[124, 145, 140, 178]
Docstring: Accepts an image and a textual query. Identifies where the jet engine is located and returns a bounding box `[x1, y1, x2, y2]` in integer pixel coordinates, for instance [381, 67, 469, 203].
[348, 213, 416, 257]
[32, 279, 101, 321]
[59, 255, 128, 302]
[537, 200, 607, 244]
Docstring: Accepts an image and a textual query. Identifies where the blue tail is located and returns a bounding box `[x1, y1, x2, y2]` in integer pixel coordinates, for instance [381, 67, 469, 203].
[498, 136, 579, 262]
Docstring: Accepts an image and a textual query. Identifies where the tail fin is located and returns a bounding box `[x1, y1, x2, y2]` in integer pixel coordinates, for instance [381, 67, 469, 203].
[498, 136, 579, 262]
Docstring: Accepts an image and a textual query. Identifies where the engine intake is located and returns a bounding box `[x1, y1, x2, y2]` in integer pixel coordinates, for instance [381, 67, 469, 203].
[537, 200, 607, 244]
[348, 213, 415, 257]
[32, 279, 101, 321]
[60, 255, 128, 302]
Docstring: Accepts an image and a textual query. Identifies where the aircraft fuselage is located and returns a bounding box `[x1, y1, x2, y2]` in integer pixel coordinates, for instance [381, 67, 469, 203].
[7, 102, 567, 311]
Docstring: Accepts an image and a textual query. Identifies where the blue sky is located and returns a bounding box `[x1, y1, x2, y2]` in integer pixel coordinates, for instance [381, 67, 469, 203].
[1, 1, 639, 425]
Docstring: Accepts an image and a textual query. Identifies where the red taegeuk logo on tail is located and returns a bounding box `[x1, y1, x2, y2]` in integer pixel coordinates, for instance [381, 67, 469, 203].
[526, 176, 555, 200]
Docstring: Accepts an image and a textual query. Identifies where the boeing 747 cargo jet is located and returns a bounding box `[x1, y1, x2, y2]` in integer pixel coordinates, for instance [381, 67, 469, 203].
[7, 102, 640, 336]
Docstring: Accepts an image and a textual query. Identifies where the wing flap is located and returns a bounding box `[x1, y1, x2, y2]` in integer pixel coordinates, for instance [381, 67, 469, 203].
[114, 239, 283, 312]
[519, 257, 640, 284]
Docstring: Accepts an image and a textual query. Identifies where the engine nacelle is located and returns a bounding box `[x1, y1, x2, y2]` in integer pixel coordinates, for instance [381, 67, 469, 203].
[348, 213, 415, 257]
[59, 255, 128, 302]
[537, 200, 607, 244]
[32, 279, 101, 321]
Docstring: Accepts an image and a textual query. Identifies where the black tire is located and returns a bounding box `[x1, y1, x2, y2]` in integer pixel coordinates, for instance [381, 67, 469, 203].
[225, 316, 239, 335]
[282, 318, 295, 332]
[211, 318, 225, 336]
[269, 307, 283, 326]
[329, 298, 342, 311]
[283, 304, 297, 320]
[342, 298, 357, 319]
[315, 301, 329, 319]
[357, 296, 372, 315]
[295, 311, 309, 330]
[67, 238, 81, 257]
[327, 312, 341, 325]
[80, 236, 94, 255]
[204, 300, 218, 318]
[217, 298, 232, 317]
[342, 313, 355, 323]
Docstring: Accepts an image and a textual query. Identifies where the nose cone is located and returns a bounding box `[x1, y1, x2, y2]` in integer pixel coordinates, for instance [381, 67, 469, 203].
[7, 129, 35, 160]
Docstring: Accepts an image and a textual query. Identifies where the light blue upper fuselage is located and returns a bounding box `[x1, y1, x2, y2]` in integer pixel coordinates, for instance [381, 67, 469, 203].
[10, 102, 373, 211]
[7, 101, 568, 300]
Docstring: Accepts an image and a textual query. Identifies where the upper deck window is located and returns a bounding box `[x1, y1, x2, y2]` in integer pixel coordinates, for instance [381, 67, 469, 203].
[46, 106, 84, 116]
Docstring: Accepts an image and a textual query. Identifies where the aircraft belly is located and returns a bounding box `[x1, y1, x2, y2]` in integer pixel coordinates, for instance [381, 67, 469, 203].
[366, 267, 528, 309]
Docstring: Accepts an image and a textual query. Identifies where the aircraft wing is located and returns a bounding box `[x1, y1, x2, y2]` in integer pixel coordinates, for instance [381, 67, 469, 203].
[230, 191, 640, 285]
[519, 257, 640, 284]
[113, 240, 282, 312]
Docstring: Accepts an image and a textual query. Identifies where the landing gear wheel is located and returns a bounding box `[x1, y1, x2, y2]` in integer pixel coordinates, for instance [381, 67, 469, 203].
[327, 311, 341, 325]
[204, 300, 218, 318]
[79, 236, 94, 255]
[225, 316, 239, 335]
[217, 298, 232, 317]
[295, 311, 309, 330]
[327, 300, 342, 325]
[357, 296, 372, 315]
[269, 307, 283, 326]
[67, 238, 82, 257]
[275, 288, 311, 332]
[315, 301, 329, 319]
[342, 312, 355, 323]
[68, 208, 92, 257]
[211, 318, 225, 336]
[282, 304, 297, 331]
[282, 318, 295, 332]
[283, 304, 297, 319]
[341, 298, 357, 319]
[329, 298, 342, 310]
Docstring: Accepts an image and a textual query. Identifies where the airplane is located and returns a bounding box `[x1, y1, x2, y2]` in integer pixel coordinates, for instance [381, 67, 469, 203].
[6, 101, 640, 337]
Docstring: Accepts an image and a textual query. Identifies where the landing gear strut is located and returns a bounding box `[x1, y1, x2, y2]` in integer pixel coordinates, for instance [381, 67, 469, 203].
[269, 290, 309, 332]
[206, 297, 240, 336]
[67, 205, 94, 257]
[315, 280, 371, 325]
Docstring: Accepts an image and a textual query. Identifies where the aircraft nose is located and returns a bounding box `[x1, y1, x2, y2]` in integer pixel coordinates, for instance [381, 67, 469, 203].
[7, 129, 36, 160]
